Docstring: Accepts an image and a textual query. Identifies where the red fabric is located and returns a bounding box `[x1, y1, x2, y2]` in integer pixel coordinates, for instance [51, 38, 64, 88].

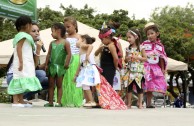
[96, 75, 127, 110]
[112, 38, 122, 69]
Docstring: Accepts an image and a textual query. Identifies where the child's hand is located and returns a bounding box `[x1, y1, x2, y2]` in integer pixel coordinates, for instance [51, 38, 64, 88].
[18, 63, 23, 71]
[45, 65, 48, 71]
[126, 56, 132, 62]
[131, 55, 139, 61]
[64, 64, 69, 69]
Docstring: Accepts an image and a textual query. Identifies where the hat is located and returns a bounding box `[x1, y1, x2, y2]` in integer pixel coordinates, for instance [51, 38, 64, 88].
[144, 22, 159, 32]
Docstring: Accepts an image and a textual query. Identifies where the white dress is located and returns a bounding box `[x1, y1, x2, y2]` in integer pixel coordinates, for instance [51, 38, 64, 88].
[8, 32, 42, 95]
[76, 53, 101, 87]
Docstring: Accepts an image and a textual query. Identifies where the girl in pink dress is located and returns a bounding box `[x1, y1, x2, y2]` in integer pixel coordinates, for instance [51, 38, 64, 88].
[142, 22, 168, 108]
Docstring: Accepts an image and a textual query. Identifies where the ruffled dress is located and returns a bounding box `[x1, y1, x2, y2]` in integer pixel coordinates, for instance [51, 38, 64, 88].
[61, 38, 83, 107]
[76, 54, 101, 87]
[142, 39, 167, 94]
[8, 32, 42, 95]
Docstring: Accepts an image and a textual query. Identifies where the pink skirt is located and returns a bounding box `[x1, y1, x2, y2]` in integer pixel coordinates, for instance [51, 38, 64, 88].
[144, 63, 167, 94]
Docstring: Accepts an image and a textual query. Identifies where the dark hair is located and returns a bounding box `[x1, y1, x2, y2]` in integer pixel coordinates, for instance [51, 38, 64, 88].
[145, 25, 160, 38]
[99, 21, 120, 39]
[64, 16, 78, 33]
[32, 22, 39, 27]
[128, 29, 142, 51]
[52, 23, 66, 38]
[81, 34, 95, 44]
[15, 15, 32, 31]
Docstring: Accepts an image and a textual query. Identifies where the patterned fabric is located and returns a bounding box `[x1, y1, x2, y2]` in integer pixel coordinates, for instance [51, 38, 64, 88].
[8, 32, 42, 95]
[66, 38, 79, 55]
[49, 41, 67, 77]
[96, 75, 127, 110]
[142, 39, 167, 94]
[76, 54, 101, 87]
[125, 46, 144, 88]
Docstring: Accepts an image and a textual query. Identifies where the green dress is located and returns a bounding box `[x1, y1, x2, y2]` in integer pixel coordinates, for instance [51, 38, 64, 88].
[61, 38, 83, 107]
[49, 41, 67, 77]
[7, 32, 42, 95]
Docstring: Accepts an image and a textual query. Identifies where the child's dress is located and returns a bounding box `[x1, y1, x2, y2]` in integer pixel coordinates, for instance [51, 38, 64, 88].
[125, 46, 144, 89]
[76, 53, 101, 87]
[8, 32, 42, 95]
[49, 41, 67, 77]
[142, 39, 167, 94]
[61, 38, 83, 107]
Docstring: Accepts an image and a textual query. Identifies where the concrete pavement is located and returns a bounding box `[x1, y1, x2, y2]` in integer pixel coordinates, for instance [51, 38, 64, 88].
[0, 99, 194, 126]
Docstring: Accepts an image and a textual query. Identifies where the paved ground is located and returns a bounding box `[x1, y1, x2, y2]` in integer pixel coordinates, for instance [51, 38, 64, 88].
[0, 99, 194, 126]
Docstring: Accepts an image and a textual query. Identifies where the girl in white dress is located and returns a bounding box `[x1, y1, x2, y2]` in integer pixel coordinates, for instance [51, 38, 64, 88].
[75, 34, 101, 107]
[7, 15, 42, 108]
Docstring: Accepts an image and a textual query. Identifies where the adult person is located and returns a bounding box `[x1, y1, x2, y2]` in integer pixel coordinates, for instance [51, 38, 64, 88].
[6, 22, 48, 100]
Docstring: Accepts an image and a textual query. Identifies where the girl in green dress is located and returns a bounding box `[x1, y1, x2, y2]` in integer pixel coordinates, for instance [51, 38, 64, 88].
[44, 23, 71, 107]
[62, 16, 83, 107]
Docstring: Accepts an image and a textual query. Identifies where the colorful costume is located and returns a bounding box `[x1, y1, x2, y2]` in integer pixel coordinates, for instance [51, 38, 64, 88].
[49, 41, 67, 77]
[8, 32, 42, 95]
[61, 38, 83, 107]
[142, 39, 167, 94]
[76, 53, 101, 87]
[125, 46, 144, 89]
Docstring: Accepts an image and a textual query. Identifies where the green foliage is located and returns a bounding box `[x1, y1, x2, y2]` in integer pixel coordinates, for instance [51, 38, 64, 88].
[150, 3, 194, 64]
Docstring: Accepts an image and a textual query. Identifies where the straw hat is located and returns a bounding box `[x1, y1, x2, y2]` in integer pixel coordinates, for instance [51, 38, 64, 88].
[144, 22, 159, 32]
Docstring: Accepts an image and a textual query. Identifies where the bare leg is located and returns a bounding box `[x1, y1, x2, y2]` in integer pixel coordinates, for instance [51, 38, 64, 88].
[146, 92, 153, 107]
[138, 93, 143, 109]
[12, 95, 19, 104]
[84, 91, 89, 103]
[48, 77, 55, 105]
[127, 92, 132, 108]
[18, 94, 24, 104]
[85, 90, 94, 102]
[56, 76, 63, 104]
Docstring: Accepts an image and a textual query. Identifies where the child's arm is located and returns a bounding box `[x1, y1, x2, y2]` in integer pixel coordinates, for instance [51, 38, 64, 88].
[95, 43, 104, 56]
[124, 51, 131, 63]
[74, 62, 81, 82]
[117, 41, 123, 58]
[159, 57, 165, 74]
[139, 48, 147, 62]
[64, 40, 71, 69]
[45, 42, 52, 71]
[86, 45, 93, 62]
[17, 38, 25, 71]
[108, 43, 118, 70]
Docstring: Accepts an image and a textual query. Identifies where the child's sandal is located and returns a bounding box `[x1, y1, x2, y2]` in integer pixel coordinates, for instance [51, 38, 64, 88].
[44, 103, 54, 107]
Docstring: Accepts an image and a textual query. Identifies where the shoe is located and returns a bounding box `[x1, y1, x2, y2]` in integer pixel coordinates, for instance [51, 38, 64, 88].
[55, 103, 62, 107]
[83, 101, 97, 107]
[12, 104, 25, 108]
[44, 103, 54, 107]
[24, 103, 33, 108]
[146, 105, 155, 108]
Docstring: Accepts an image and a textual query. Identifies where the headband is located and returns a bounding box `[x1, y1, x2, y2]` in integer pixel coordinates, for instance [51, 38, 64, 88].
[98, 29, 112, 39]
[128, 30, 138, 37]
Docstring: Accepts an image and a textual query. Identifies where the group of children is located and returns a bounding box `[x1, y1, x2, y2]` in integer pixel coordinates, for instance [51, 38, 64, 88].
[7, 15, 167, 109]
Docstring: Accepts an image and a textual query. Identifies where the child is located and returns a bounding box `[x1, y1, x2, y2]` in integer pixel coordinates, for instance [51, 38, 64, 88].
[44, 23, 71, 107]
[7, 15, 42, 108]
[75, 34, 100, 107]
[125, 29, 147, 109]
[97, 23, 120, 86]
[142, 22, 168, 108]
[62, 16, 83, 107]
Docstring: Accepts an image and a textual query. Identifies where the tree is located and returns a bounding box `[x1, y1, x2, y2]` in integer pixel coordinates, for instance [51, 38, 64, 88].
[150, 3, 194, 62]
